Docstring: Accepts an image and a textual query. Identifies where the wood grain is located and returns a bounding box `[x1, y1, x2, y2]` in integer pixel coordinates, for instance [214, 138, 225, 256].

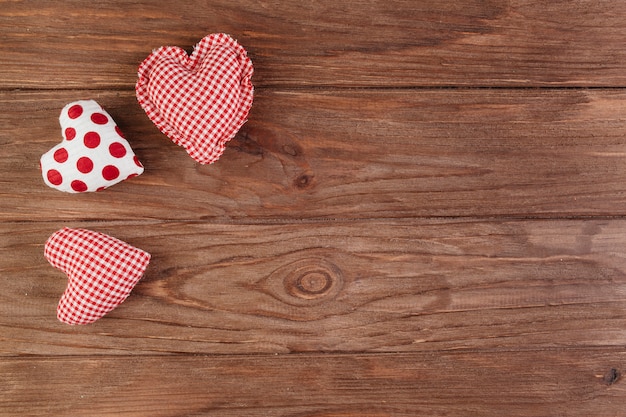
[2, 350, 624, 416]
[3, 1, 626, 415]
[1, 0, 626, 89]
[3, 219, 626, 355]
[3, 89, 626, 221]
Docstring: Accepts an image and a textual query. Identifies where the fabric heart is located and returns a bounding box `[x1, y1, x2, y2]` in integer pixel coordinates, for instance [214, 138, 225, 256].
[44, 228, 151, 325]
[136, 33, 254, 164]
[40, 100, 144, 193]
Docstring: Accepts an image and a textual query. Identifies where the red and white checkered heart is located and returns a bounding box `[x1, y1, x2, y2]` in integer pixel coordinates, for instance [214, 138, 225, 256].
[45, 228, 151, 325]
[40, 100, 144, 193]
[136, 33, 254, 164]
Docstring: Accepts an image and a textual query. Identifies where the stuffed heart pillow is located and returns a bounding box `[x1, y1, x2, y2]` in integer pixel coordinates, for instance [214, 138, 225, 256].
[136, 33, 254, 164]
[45, 227, 151, 325]
[40, 100, 144, 193]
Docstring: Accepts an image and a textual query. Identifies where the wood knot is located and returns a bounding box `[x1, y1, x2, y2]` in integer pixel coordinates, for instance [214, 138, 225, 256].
[289, 271, 332, 299]
[603, 368, 621, 386]
[281, 258, 343, 304]
[232, 130, 264, 156]
[294, 173, 314, 189]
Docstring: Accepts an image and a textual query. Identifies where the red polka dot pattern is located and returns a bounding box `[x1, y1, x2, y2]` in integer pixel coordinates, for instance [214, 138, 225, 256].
[84, 132, 101, 149]
[47, 169, 63, 186]
[102, 165, 120, 181]
[91, 112, 109, 125]
[40, 100, 144, 193]
[109, 142, 127, 158]
[115, 126, 125, 138]
[67, 104, 83, 119]
[136, 33, 254, 164]
[71, 180, 88, 192]
[77, 157, 94, 174]
[53, 148, 68, 163]
[65, 127, 76, 141]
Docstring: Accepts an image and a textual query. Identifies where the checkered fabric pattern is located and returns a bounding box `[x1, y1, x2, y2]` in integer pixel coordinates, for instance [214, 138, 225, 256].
[44, 228, 151, 325]
[136, 33, 254, 164]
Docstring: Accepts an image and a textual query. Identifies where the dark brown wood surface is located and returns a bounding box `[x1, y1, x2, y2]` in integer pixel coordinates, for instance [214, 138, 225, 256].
[2, 0, 626, 88]
[4, 89, 626, 221]
[3, 351, 625, 417]
[1, 1, 625, 416]
[2, 219, 626, 356]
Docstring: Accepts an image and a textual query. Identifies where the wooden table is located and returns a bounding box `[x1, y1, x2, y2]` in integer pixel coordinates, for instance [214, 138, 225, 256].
[2, 1, 625, 415]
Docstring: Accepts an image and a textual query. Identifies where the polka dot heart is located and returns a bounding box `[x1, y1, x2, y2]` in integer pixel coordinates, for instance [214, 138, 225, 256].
[40, 100, 144, 193]
[136, 33, 254, 164]
[45, 227, 150, 325]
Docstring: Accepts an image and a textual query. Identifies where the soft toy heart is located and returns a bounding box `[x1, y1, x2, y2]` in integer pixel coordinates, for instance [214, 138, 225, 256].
[136, 33, 254, 164]
[44, 227, 151, 325]
[40, 100, 144, 193]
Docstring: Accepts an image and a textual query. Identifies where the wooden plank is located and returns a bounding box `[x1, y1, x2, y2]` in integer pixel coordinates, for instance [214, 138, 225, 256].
[1, 0, 626, 88]
[3, 89, 626, 221]
[2, 219, 626, 355]
[2, 350, 625, 416]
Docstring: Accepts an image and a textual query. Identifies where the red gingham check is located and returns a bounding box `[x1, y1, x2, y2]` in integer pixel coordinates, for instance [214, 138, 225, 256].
[136, 33, 254, 164]
[44, 228, 151, 325]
